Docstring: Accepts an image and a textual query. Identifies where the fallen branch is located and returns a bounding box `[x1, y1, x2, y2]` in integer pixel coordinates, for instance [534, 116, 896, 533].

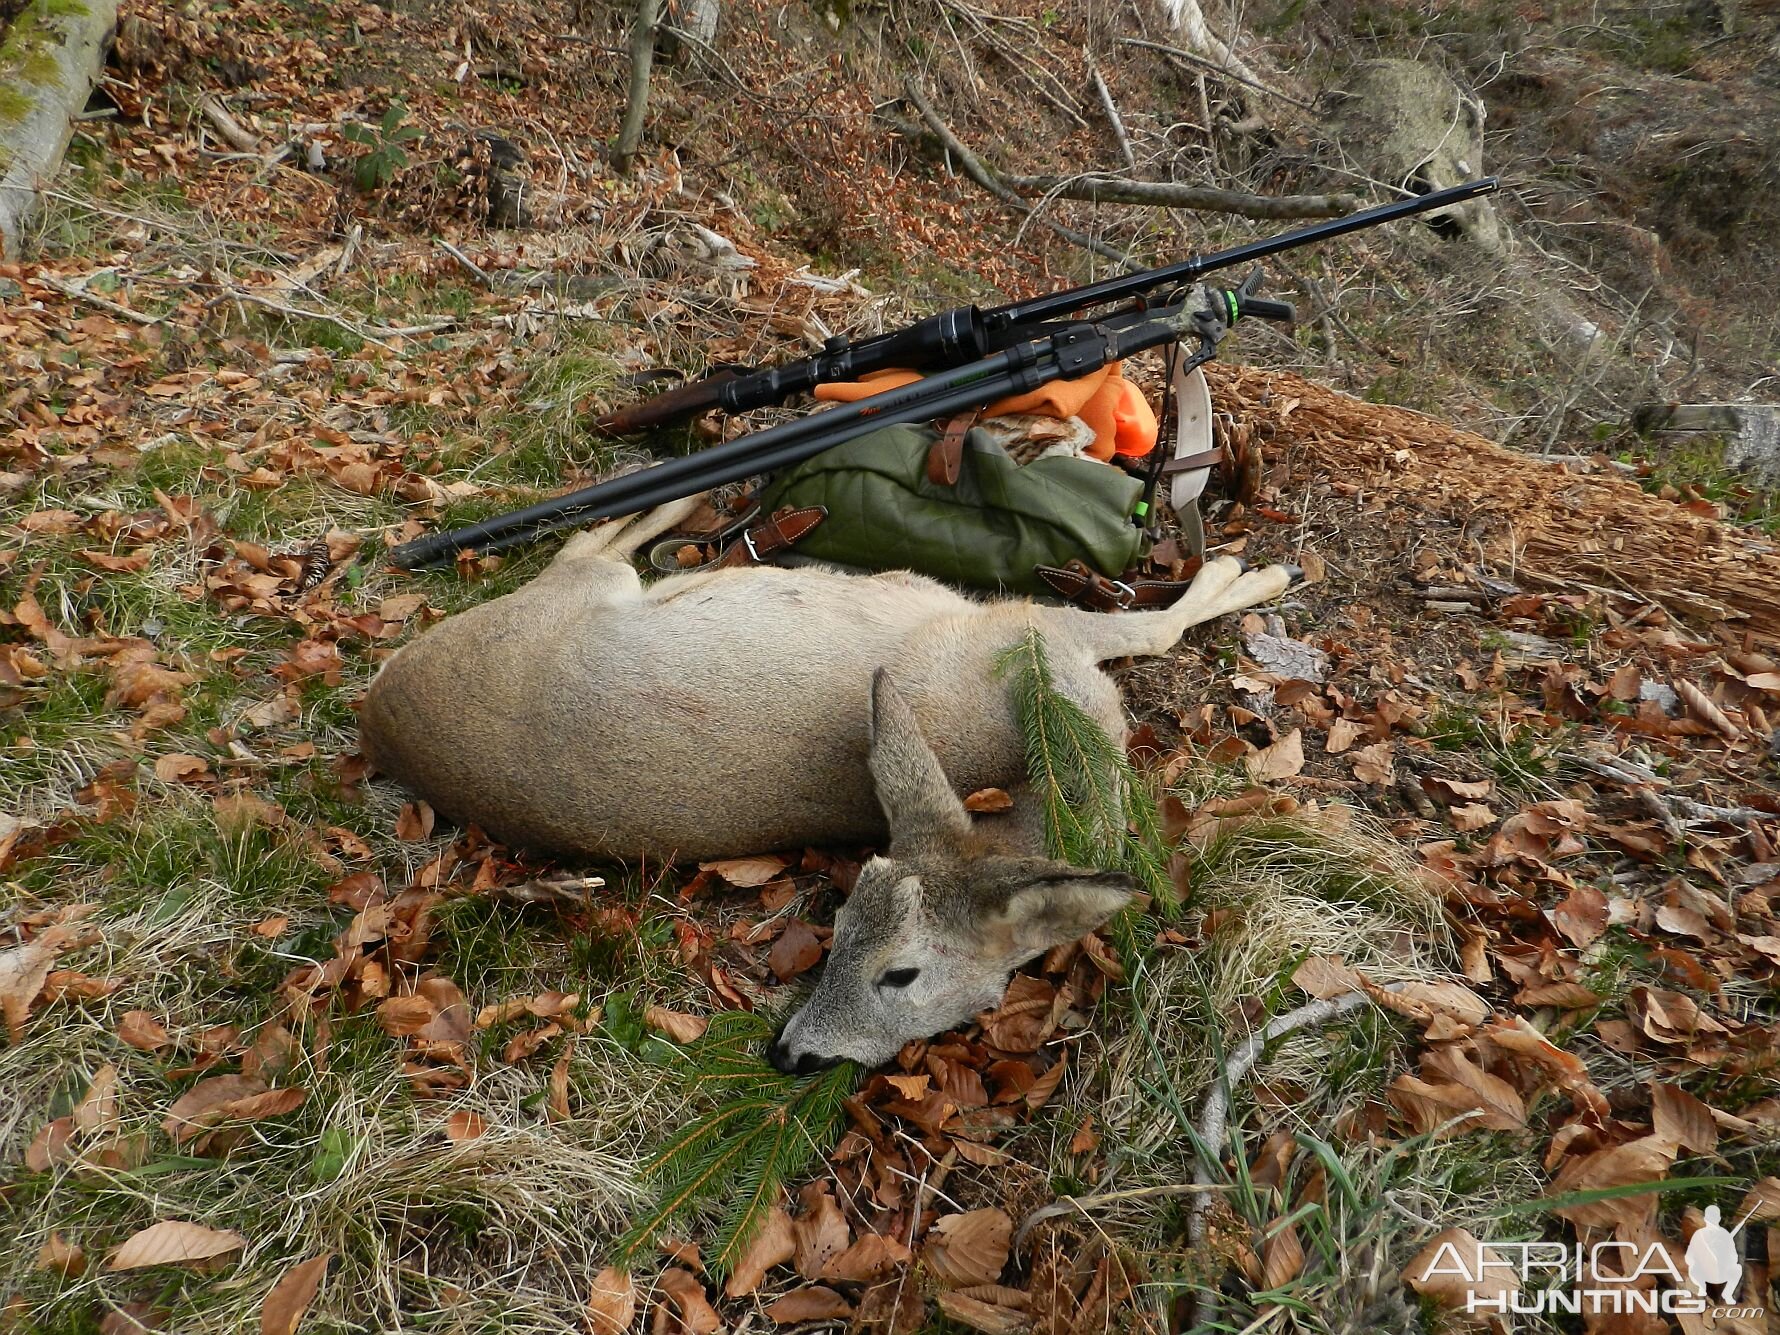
[199, 95, 263, 154]
[37, 275, 164, 326]
[897, 81, 1129, 264]
[1013, 1180, 1226, 1253]
[1116, 36, 1313, 112]
[437, 238, 493, 287]
[997, 172, 1358, 219]
[212, 289, 457, 347]
[1087, 61, 1136, 172]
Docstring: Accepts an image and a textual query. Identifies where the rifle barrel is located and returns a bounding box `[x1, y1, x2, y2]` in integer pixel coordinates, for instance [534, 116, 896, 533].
[987, 177, 1499, 329]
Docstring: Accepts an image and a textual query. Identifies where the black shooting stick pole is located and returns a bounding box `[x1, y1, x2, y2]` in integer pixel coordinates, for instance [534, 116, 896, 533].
[985, 177, 1499, 329]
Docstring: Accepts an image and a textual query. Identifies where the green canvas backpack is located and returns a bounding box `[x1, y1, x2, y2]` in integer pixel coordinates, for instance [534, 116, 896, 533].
[753, 421, 1150, 598]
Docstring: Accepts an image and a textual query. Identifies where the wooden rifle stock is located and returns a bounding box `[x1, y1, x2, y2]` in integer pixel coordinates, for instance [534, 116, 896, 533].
[593, 367, 743, 435]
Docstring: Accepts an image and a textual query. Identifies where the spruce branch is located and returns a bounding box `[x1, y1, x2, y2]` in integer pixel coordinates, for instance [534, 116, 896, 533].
[996, 627, 1170, 903]
[615, 1011, 857, 1277]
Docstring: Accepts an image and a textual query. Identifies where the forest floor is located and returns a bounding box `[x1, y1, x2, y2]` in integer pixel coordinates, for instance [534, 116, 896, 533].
[2, 0, 1778, 1333]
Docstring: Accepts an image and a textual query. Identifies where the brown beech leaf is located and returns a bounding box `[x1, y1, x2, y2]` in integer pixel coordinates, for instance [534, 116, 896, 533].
[1291, 955, 1362, 1000]
[259, 1252, 331, 1335]
[73, 1063, 122, 1135]
[725, 1206, 795, 1297]
[697, 854, 787, 888]
[764, 1285, 853, 1323]
[767, 919, 824, 982]
[1406, 1227, 1519, 1312]
[1448, 802, 1496, 832]
[36, 1233, 86, 1276]
[1546, 1135, 1678, 1229]
[1738, 1177, 1780, 1223]
[109, 1221, 246, 1270]
[818, 1231, 912, 1284]
[443, 1110, 488, 1142]
[1261, 1221, 1304, 1289]
[152, 753, 211, 783]
[793, 1186, 851, 1278]
[1246, 729, 1304, 782]
[1550, 883, 1609, 950]
[25, 1116, 75, 1171]
[393, 801, 435, 841]
[922, 1208, 1012, 1289]
[117, 1010, 171, 1051]
[585, 1266, 636, 1335]
[963, 788, 1013, 813]
[655, 1267, 720, 1335]
[547, 1042, 573, 1121]
[643, 1006, 707, 1044]
[1650, 1082, 1717, 1154]
[163, 1075, 306, 1146]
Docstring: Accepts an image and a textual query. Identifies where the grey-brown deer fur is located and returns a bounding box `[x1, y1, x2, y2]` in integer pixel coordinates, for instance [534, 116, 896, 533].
[360, 496, 1297, 1066]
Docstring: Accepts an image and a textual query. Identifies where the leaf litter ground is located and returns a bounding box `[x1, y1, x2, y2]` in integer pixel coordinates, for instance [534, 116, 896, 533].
[3, 0, 1780, 1332]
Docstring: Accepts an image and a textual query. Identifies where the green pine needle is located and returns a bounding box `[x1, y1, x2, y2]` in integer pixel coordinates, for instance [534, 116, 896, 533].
[615, 1011, 857, 1277]
[996, 626, 1170, 904]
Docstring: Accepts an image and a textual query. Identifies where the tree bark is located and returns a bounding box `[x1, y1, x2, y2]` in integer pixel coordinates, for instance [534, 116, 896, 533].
[613, 0, 660, 176]
[0, 0, 121, 257]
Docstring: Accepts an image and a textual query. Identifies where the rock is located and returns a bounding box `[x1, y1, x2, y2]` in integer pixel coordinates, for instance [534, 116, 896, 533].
[1630, 402, 1780, 485]
[1638, 680, 1680, 715]
[1322, 58, 1501, 251]
[1243, 630, 1329, 683]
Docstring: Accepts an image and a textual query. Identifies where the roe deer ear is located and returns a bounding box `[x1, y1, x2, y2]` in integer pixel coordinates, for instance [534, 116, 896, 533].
[869, 668, 971, 850]
[978, 868, 1137, 959]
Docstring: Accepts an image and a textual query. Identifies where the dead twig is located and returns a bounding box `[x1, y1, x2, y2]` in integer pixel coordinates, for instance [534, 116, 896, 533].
[1013, 1181, 1228, 1253]
[37, 275, 164, 326]
[996, 172, 1359, 219]
[1116, 36, 1313, 112]
[1087, 60, 1136, 172]
[199, 95, 263, 154]
[896, 81, 1129, 264]
[437, 239, 493, 287]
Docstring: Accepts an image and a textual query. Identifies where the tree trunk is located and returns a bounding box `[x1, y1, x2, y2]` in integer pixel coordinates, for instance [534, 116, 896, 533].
[613, 0, 660, 176]
[0, 0, 120, 258]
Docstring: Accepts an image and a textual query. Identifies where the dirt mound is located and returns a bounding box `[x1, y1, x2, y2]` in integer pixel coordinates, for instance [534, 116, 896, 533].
[1212, 363, 1780, 643]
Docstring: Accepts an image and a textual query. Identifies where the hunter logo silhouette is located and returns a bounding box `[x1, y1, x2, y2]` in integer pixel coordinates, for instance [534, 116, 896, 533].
[1684, 1205, 1742, 1303]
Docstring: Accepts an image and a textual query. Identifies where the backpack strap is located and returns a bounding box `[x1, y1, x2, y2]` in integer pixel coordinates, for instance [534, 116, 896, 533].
[925, 412, 979, 486]
[711, 505, 829, 567]
[1034, 557, 1205, 611]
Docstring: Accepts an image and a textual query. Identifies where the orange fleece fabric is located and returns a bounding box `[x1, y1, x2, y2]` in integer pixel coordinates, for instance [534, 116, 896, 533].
[813, 363, 1158, 460]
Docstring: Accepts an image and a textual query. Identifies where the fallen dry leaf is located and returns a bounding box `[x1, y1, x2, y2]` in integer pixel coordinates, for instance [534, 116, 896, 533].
[36, 1233, 86, 1276]
[655, 1267, 720, 1335]
[73, 1063, 121, 1135]
[1650, 1082, 1717, 1155]
[1246, 728, 1304, 782]
[259, 1252, 331, 1335]
[443, 1110, 488, 1142]
[109, 1221, 246, 1270]
[964, 787, 1013, 813]
[643, 1006, 708, 1044]
[767, 919, 823, 981]
[793, 1186, 850, 1278]
[152, 753, 211, 783]
[1261, 1220, 1304, 1289]
[726, 1206, 795, 1297]
[697, 854, 786, 888]
[936, 1290, 1026, 1334]
[922, 1208, 1012, 1289]
[1406, 1227, 1518, 1312]
[764, 1285, 853, 1323]
[116, 1011, 169, 1053]
[393, 800, 435, 841]
[586, 1266, 636, 1335]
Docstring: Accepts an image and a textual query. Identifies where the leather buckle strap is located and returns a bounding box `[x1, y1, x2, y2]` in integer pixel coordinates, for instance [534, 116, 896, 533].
[1034, 557, 1204, 612]
[712, 505, 828, 567]
[1159, 445, 1226, 476]
[926, 412, 978, 486]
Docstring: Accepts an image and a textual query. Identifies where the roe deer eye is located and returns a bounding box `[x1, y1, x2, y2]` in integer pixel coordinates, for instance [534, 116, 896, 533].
[879, 967, 920, 989]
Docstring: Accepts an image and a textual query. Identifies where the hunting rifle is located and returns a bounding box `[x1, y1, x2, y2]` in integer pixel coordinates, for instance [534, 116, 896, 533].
[592, 178, 1499, 434]
[388, 178, 1498, 570]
